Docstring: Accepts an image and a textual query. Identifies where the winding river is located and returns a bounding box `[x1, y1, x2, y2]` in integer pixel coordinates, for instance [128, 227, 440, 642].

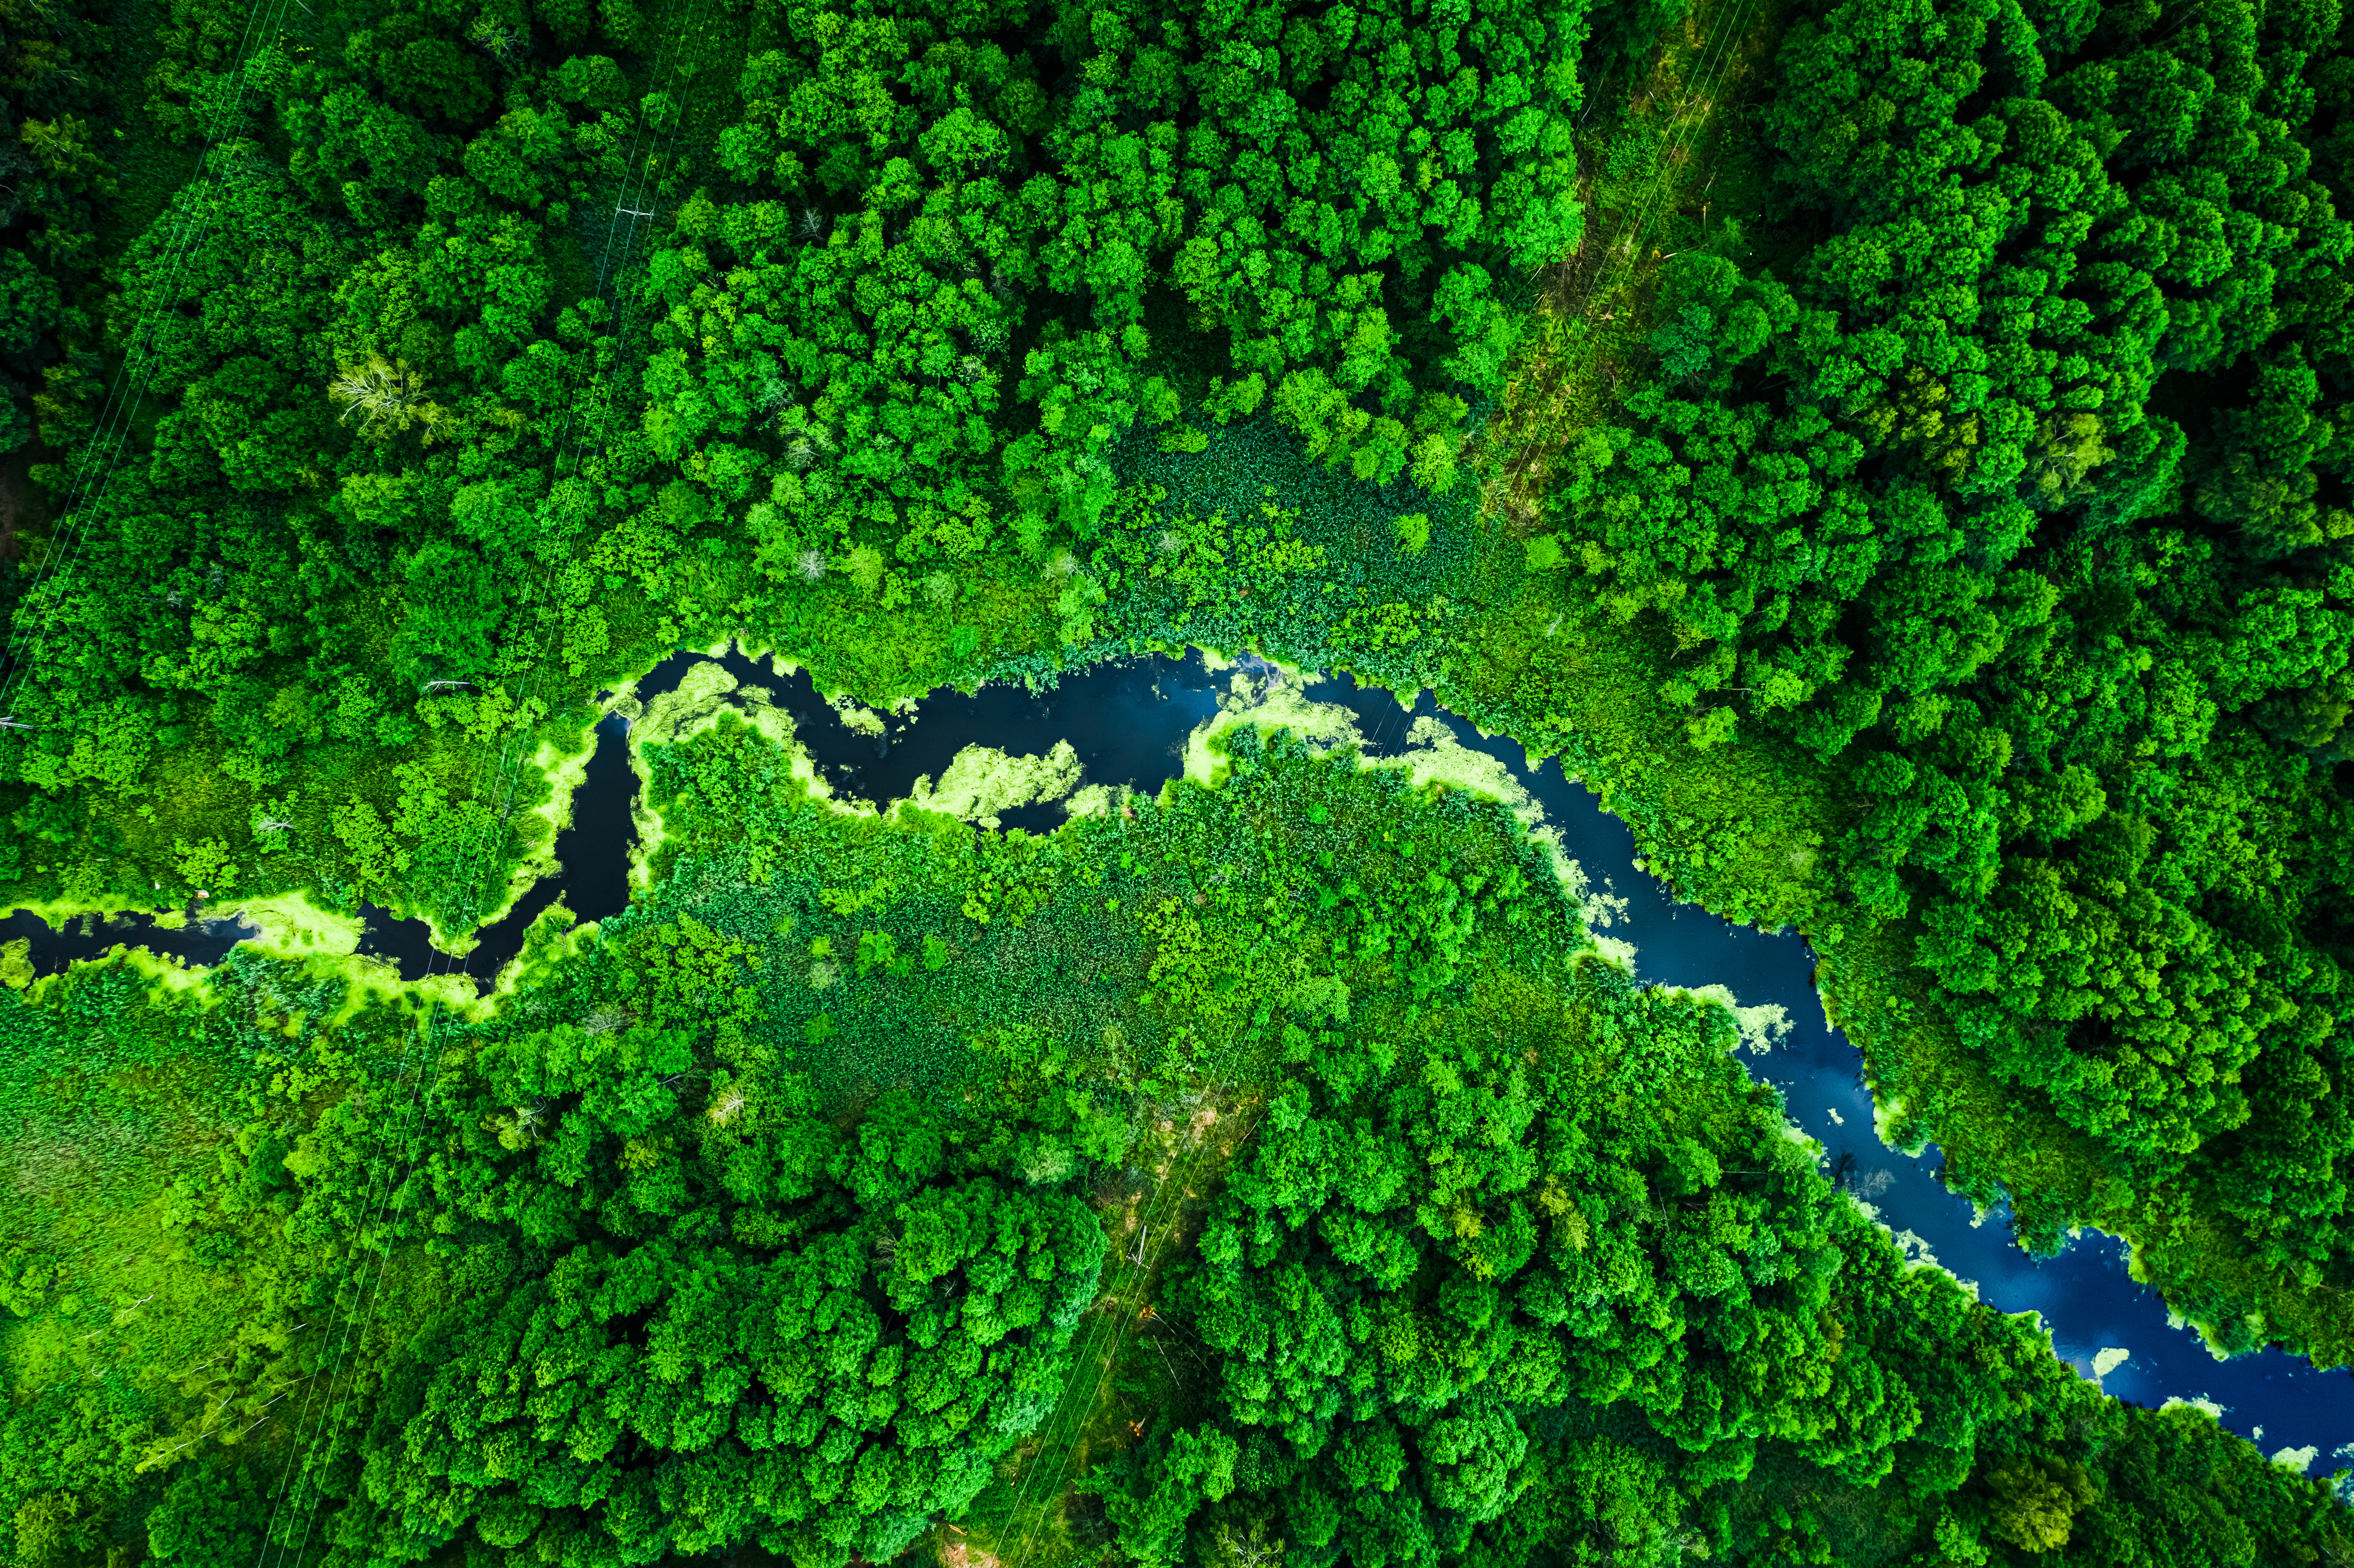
[8, 649, 2347, 1472]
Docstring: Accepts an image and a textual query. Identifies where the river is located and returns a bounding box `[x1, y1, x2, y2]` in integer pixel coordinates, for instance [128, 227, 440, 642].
[6, 647, 2346, 1472]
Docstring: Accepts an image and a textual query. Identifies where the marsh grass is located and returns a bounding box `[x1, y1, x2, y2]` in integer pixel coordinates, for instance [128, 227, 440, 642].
[0, 955, 435, 1497]
[1482, 0, 1786, 532]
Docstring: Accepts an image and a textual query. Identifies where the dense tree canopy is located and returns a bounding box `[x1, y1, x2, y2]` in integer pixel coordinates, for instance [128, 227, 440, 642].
[1517, 0, 2354, 1358]
[0, 0, 2351, 1560]
[6, 717, 2340, 1568]
[0, 0, 1591, 936]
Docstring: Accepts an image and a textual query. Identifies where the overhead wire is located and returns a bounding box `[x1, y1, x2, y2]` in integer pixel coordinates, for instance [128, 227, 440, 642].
[995, 1088, 1266, 1568]
[237, 12, 721, 1568]
[978, 774, 1293, 1561]
[1569, 0, 1759, 330]
[0, 0, 314, 720]
[989, 672, 1400, 1568]
[1497, 0, 1761, 571]
[991, 691, 1444, 1566]
[998, 13, 1771, 1557]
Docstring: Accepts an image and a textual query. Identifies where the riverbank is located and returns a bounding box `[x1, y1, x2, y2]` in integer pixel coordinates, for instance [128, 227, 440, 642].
[14, 643, 2341, 1465]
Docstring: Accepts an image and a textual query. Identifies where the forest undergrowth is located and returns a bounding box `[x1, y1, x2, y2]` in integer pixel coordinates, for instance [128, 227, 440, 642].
[1, 0, 2352, 1560]
[4, 714, 2343, 1568]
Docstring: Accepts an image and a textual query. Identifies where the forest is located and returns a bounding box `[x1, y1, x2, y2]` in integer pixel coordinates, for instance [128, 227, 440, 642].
[0, 0, 2349, 1559]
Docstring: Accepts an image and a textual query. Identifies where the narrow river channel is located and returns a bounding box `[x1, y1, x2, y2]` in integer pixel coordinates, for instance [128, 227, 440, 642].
[8, 647, 2346, 1472]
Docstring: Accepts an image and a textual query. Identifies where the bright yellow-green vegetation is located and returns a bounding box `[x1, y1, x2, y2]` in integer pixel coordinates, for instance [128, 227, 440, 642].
[3, 0, 2352, 1560]
[5, 714, 2342, 1568]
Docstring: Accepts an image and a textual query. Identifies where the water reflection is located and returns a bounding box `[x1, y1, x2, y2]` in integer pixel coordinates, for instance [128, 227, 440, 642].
[1304, 671, 2352, 1469]
[357, 709, 644, 984]
[6, 649, 2346, 1465]
[0, 903, 258, 977]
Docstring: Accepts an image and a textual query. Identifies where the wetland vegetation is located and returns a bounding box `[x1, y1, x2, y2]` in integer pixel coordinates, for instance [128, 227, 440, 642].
[1, 0, 2351, 1560]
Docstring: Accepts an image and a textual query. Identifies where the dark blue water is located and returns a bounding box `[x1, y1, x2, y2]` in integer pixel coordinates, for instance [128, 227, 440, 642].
[7, 648, 2345, 1467]
[0, 904, 259, 977]
[1303, 673, 2350, 1471]
[359, 711, 642, 983]
[631, 646, 1226, 829]
[364, 653, 1225, 966]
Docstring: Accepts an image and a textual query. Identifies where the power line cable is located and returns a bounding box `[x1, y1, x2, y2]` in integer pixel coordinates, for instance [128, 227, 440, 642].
[1495, 0, 1759, 521]
[1570, 0, 1757, 329]
[0, 0, 316, 717]
[991, 776, 1340, 1567]
[998, 22, 1771, 1542]
[236, 17, 721, 1568]
[993, 1057, 1264, 1568]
